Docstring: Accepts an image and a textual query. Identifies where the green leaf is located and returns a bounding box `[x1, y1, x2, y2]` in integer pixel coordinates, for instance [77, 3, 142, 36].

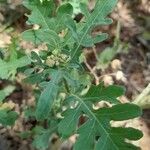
[32, 125, 57, 150]
[0, 85, 15, 102]
[74, 120, 95, 150]
[96, 47, 116, 70]
[63, 69, 91, 93]
[57, 3, 73, 16]
[24, 72, 43, 84]
[22, 0, 73, 51]
[0, 109, 18, 126]
[58, 107, 82, 138]
[35, 70, 62, 120]
[84, 83, 125, 103]
[68, 0, 88, 15]
[59, 85, 142, 150]
[96, 103, 142, 121]
[110, 127, 143, 141]
[32, 130, 51, 150]
[0, 56, 31, 79]
[23, 0, 55, 28]
[71, 0, 118, 59]
[22, 29, 61, 49]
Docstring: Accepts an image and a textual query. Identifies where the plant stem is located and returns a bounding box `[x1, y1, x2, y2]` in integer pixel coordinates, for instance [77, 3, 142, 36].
[84, 59, 99, 85]
[133, 83, 150, 109]
[63, 78, 70, 93]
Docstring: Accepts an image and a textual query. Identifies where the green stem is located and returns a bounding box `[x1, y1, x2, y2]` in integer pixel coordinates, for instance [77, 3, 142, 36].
[133, 83, 150, 109]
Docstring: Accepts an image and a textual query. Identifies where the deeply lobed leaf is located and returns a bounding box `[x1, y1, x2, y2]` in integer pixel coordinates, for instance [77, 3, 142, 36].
[58, 85, 142, 150]
[35, 70, 62, 120]
[0, 56, 31, 79]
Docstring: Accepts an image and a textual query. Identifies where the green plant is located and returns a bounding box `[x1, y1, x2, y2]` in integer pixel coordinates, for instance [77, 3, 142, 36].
[0, 85, 18, 126]
[133, 83, 150, 109]
[0, 38, 31, 80]
[0, 38, 30, 126]
[62, 0, 88, 15]
[96, 21, 129, 71]
[0, 0, 143, 149]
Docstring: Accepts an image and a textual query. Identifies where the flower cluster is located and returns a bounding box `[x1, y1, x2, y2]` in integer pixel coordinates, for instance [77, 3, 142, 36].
[46, 53, 70, 67]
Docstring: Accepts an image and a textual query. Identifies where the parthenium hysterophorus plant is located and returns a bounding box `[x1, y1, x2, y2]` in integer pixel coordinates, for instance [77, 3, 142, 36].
[21, 0, 143, 149]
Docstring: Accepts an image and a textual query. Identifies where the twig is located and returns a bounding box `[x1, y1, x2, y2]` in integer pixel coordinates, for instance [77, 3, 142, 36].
[92, 46, 99, 61]
[84, 60, 99, 85]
